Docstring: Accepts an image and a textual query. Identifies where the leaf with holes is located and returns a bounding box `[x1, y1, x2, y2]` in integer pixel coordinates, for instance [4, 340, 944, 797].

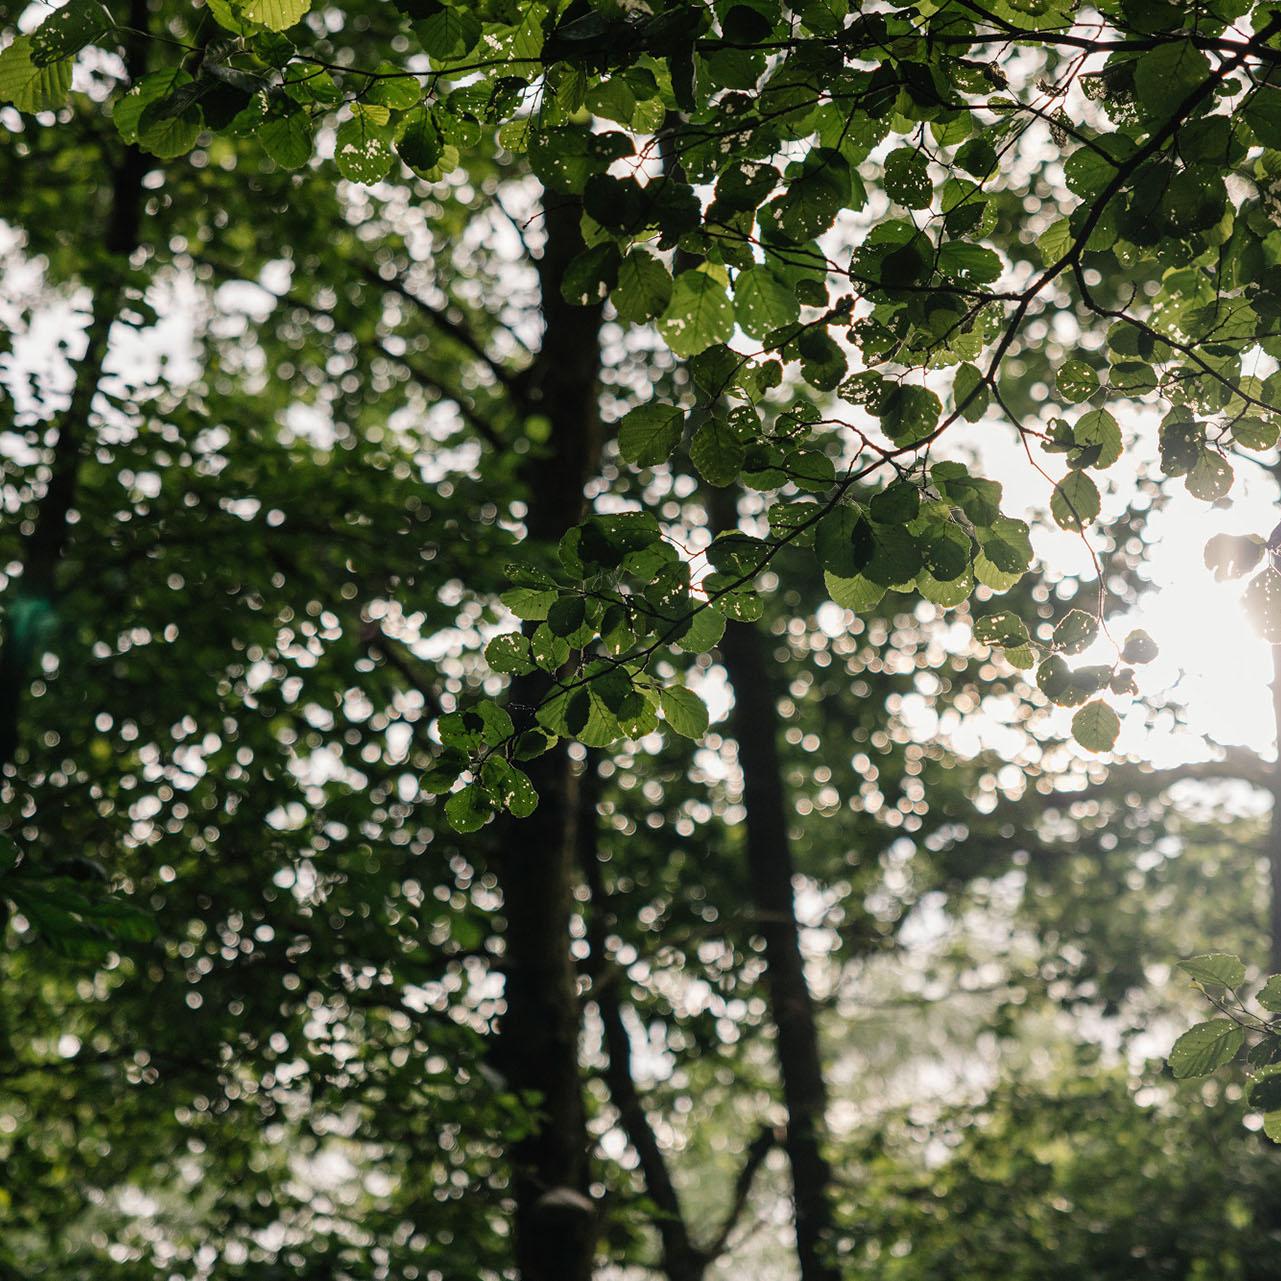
[658, 269, 735, 358]
[1051, 472, 1100, 532]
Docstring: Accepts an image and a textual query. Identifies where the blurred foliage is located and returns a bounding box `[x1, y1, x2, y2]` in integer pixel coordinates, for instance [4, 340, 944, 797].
[4, 0, 1281, 1278]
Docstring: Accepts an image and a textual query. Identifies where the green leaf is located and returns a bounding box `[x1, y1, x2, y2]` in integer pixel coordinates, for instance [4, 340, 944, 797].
[877, 383, 941, 445]
[545, 594, 585, 638]
[1053, 609, 1098, 655]
[501, 587, 556, 620]
[676, 603, 726, 651]
[869, 482, 920, 524]
[883, 147, 932, 209]
[1051, 472, 1100, 531]
[815, 506, 873, 577]
[824, 571, 886, 612]
[367, 64, 421, 110]
[618, 403, 683, 467]
[660, 684, 709, 739]
[916, 566, 974, 608]
[689, 417, 746, 487]
[1056, 360, 1099, 405]
[658, 269, 735, 358]
[238, 0, 312, 30]
[1037, 217, 1072, 263]
[922, 524, 971, 581]
[445, 784, 494, 834]
[397, 108, 444, 172]
[864, 523, 923, 588]
[973, 611, 1029, 647]
[112, 69, 185, 143]
[613, 251, 673, 324]
[1185, 450, 1233, 502]
[1133, 41, 1210, 121]
[1168, 1019, 1244, 1079]
[135, 87, 204, 159]
[335, 116, 395, 184]
[561, 243, 620, 307]
[500, 766, 538, 818]
[932, 463, 1002, 526]
[953, 362, 989, 422]
[260, 111, 314, 168]
[1248, 1063, 1281, 1112]
[416, 6, 482, 59]
[1071, 700, 1120, 752]
[1179, 953, 1246, 988]
[476, 702, 515, 746]
[1233, 418, 1279, 450]
[30, 0, 113, 67]
[734, 266, 799, 339]
[1121, 629, 1158, 664]
[485, 632, 535, 675]
[1245, 85, 1281, 147]
[954, 136, 996, 177]
[1258, 975, 1281, 1013]
[531, 624, 569, 671]
[0, 36, 72, 112]
[1064, 146, 1116, 198]
[936, 242, 1001, 285]
[778, 147, 851, 240]
[1073, 409, 1123, 469]
[207, 0, 256, 32]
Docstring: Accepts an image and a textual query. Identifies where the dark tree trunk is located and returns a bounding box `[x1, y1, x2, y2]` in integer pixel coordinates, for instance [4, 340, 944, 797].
[1269, 645, 1281, 975]
[577, 759, 707, 1281]
[0, 13, 149, 773]
[492, 195, 605, 1281]
[707, 478, 839, 1281]
[717, 616, 840, 1281]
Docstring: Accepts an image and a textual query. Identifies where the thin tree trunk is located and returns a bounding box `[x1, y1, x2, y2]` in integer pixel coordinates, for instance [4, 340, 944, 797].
[577, 758, 707, 1281]
[0, 8, 148, 773]
[710, 491, 839, 1281]
[1269, 644, 1281, 974]
[492, 195, 605, 1281]
[717, 616, 840, 1281]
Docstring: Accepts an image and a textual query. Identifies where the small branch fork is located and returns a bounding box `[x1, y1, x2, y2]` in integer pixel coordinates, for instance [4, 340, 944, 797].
[577, 759, 779, 1276]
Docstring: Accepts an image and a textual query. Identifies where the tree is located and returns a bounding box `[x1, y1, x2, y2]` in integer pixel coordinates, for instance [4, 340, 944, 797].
[8, 1, 1281, 1277]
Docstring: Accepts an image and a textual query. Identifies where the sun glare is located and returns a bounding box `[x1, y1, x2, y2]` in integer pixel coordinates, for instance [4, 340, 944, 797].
[1126, 480, 1279, 764]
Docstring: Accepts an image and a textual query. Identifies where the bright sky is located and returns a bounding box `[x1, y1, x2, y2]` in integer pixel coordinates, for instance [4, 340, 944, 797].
[964, 390, 1281, 770]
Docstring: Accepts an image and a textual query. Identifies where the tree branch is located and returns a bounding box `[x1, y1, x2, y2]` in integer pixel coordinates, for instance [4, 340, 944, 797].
[0, 30, 149, 772]
[577, 757, 706, 1281]
[194, 254, 507, 449]
[702, 1124, 783, 1260]
[352, 260, 529, 406]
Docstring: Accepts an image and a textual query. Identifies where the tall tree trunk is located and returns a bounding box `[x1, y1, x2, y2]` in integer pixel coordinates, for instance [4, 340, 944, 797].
[712, 489, 839, 1281]
[717, 617, 840, 1281]
[577, 758, 707, 1281]
[1269, 644, 1281, 974]
[492, 196, 604, 1281]
[0, 11, 148, 773]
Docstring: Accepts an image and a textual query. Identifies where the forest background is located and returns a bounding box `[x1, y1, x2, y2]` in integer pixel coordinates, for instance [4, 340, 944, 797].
[5, 0, 1281, 1278]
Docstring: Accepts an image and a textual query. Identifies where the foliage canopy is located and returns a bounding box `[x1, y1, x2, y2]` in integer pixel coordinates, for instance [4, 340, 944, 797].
[8, 0, 1281, 1277]
[15, 0, 1281, 825]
